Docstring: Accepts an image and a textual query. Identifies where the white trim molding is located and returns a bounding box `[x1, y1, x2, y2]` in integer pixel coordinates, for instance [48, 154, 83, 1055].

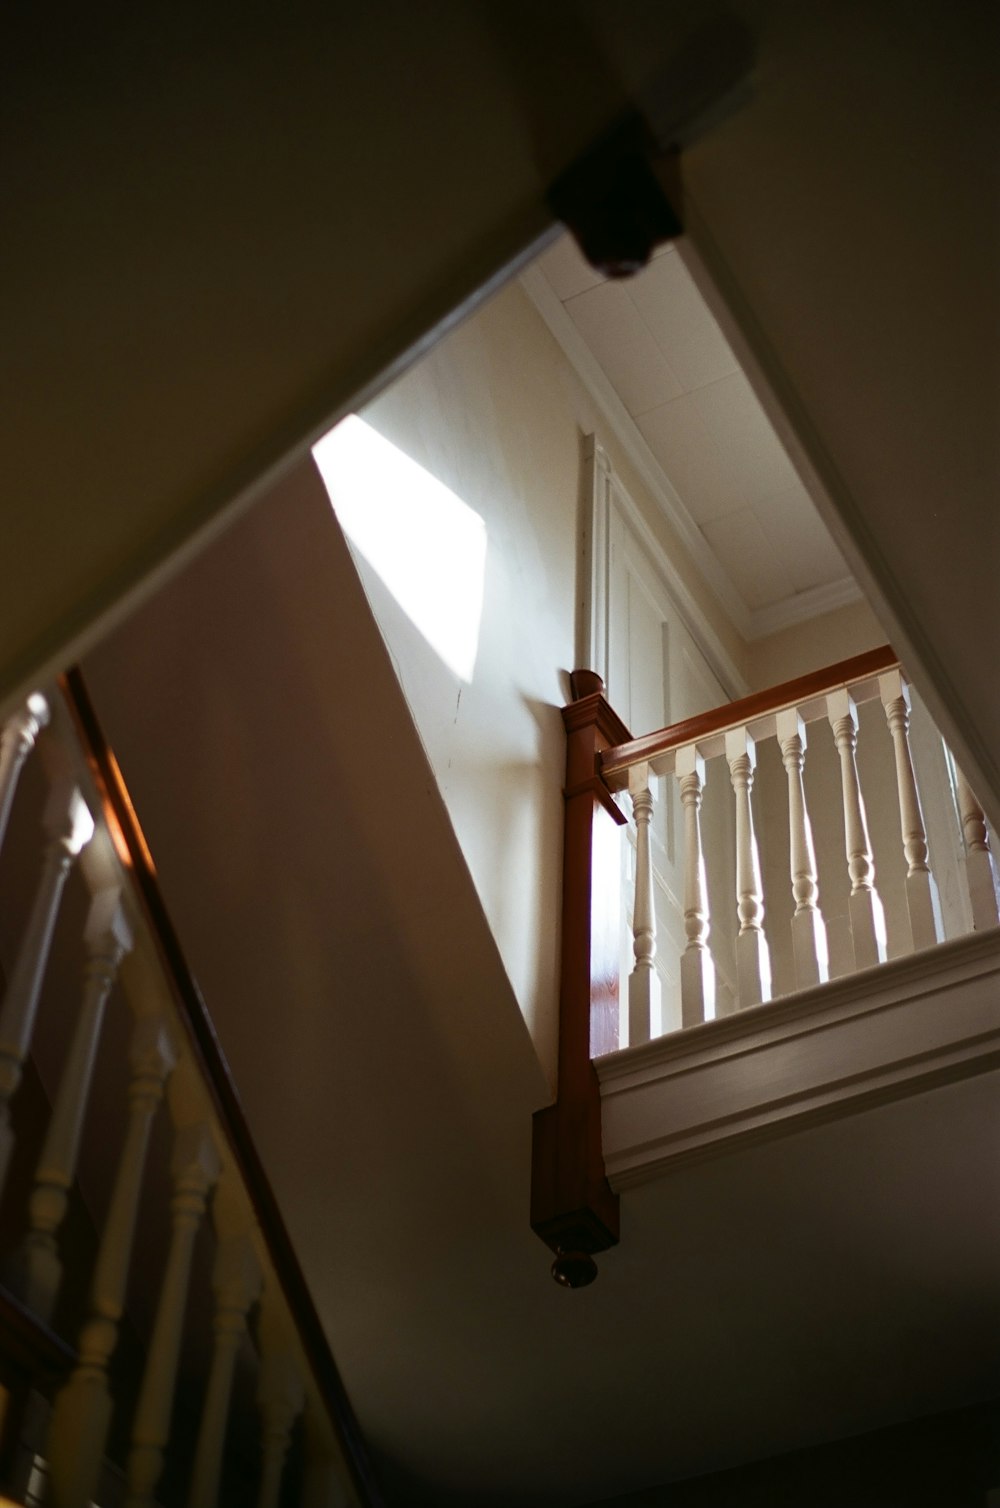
[750, 575, 863, 640]
[596, 927, 1000, 1189]
[583, 436, 749, 702]
[521, 262, 861, 644]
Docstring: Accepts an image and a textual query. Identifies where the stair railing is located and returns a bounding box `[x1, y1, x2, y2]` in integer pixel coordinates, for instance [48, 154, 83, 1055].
[601, 645, 1000, 1043]
[0, 669, 382, 1506]
[530, 651, 1000, 1283]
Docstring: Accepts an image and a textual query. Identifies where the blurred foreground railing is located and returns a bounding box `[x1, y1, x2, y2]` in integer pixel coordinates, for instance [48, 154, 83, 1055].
[0, 671, 382, 1506]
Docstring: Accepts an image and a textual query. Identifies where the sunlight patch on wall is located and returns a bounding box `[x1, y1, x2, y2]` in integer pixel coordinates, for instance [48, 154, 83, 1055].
[313, 416, 487, 682]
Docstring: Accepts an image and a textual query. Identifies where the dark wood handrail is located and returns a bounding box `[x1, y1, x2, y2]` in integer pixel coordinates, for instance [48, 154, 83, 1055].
[601, 644, 899, 788]
[60, 667, 384, 1507]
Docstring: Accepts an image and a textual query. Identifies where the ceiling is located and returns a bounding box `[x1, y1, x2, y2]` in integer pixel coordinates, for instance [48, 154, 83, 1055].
[81, 457, 1000, 1506]
[532, 235, 857, 638]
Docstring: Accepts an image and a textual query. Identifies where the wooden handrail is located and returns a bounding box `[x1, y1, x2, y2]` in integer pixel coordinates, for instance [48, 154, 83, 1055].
[601, 644, 899, 790]
[59, 668, 384, 1508]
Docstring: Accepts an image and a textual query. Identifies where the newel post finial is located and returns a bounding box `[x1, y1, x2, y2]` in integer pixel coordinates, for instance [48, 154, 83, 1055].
[569, 669, 606, 702]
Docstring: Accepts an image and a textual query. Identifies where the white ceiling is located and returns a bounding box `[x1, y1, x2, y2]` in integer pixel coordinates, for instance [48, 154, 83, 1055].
[533, 235, 857, 635]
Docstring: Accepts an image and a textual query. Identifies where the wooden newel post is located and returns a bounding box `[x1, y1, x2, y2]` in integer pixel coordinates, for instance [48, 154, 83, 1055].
[530, 671, 629, 1288]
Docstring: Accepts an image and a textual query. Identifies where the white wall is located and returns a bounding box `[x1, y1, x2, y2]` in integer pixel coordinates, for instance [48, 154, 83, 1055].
[748, 599, 885, 692]
[318, 282, 742, 1088]
[327, 275, 974, 1060]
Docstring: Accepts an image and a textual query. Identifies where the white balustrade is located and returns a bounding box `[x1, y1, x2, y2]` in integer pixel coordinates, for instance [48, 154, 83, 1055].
[627, 762, 661, 1045]
[725, 728, 771, 1007]
[601, 649, 988, 1042]
[257, 1285, 306, 1508]
[879, 670, 944, 950]
[0, 776, 94, 1197]
[48, 1014, 177, 1508]
[189, 1173, 263, 1508]
[776, 708, 829, 988]
[953, 764, 1000, 931]
[675, 745, 716, 1026]
[126, 1063, 221, 1508]
[0, 693, 49, 858]
[0, 685, 352, 1500]
[16, 888, 132, 1323]
[827, 689, 887, 970]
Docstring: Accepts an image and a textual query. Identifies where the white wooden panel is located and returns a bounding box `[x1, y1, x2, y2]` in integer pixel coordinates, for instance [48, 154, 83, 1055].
[588, 444, 733, 1041]
[598, 929, 1000, 1187]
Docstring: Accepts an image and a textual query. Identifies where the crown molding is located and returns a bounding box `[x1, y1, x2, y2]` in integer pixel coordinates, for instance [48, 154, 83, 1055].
[749, 574, 862, 639]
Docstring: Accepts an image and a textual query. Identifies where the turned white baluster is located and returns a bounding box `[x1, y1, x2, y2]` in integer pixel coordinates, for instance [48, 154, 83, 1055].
[953, 764, 1000, 930]
[879, 670, 944, 950]
[0, 693, 49, 857]
[776, 709, 829, 988]
[126, 1067, 221, 1508]
[17, 888, 132, 1323]
[188, 1176, 263, 1508]
[675, 745, 716, 1026]
[0, 777, 94, 1197]
[827, 690, 887, 970]
[725, 728, 772, 1007]
[627, 762, 661, 1045]
[48, 1015, 176, 1508]
[303, 1399, 352, 1508]
[257, 1287, 306, 1508]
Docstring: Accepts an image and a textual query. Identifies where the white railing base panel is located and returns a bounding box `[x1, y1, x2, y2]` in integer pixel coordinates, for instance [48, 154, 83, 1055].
[597, 927, 1000, 1190]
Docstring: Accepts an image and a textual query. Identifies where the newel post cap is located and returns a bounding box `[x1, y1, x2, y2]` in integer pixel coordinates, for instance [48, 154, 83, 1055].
[570, 669, 606, 701]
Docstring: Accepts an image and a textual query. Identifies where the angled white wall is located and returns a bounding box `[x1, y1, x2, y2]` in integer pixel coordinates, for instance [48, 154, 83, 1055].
[316, 283, 745, 1089]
